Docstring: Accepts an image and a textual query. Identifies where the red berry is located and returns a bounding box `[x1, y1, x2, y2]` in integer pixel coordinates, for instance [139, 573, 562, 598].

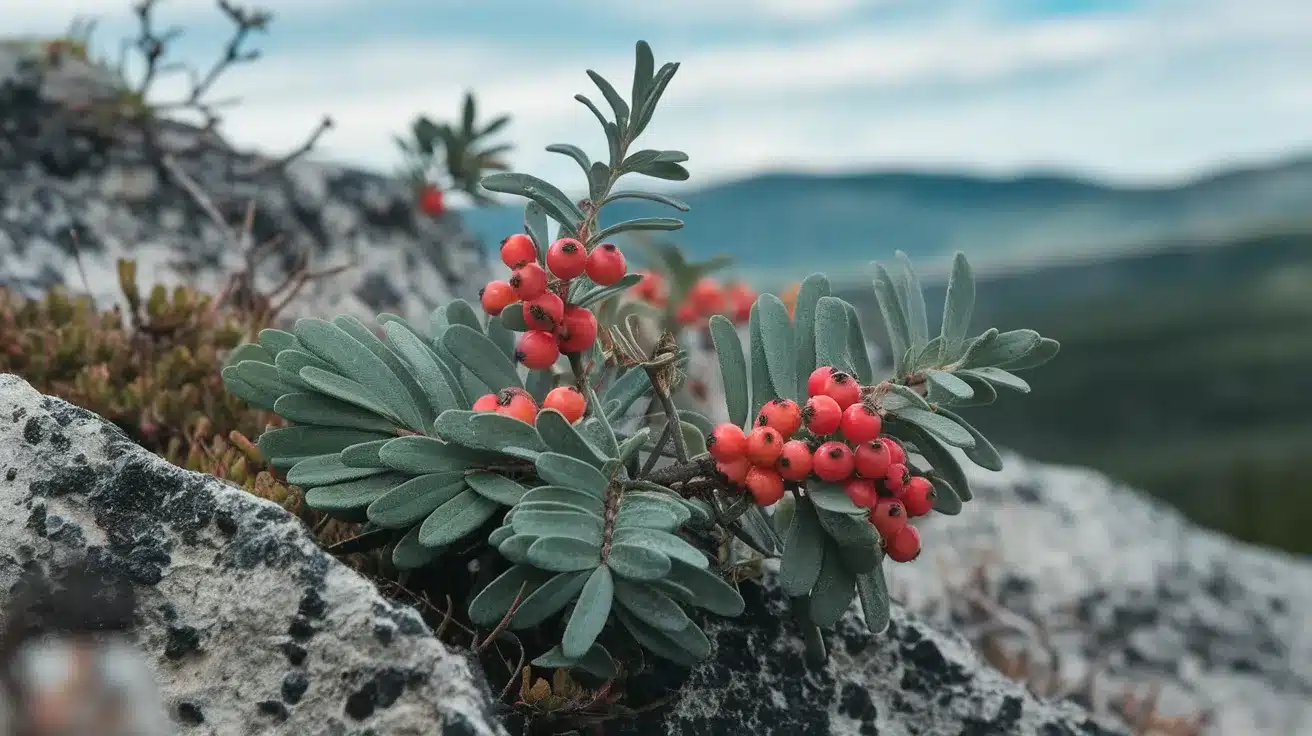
[885, 463, 910, 494]
[822, 371, 861, 409]
[555, 305, 599, 353]
[708, 424, 748, 462]
[523, 292, 565, 331]
[542, 386, 587, 424]
[675, 302, 700, 326]
[479, 280, 516, 316]
[515, 330, 560, 370]
[812, 441, 855, 482]
[584, 243, 627, 286]
[776, 439, 813, 481]
[881, 437, 906, 466]
[727, 282, 755, 324]
[745, 466, 785, 506]
[902, 477, 936, 517]
[546, 238, 587, 279]
[745, 426, 784, 466]
[807, 366, 835, 397]
[755, 398, 803, 438]
[840, 403, 882, 444]
[843, 478, 878, 509]
[509, 262, 548, 300]
[869, 498, 908, 540]
[854, 440, 892, 479]
[500, 233, 537, 269]
[417, 185, 444, 216]
[716, 457, 751, 485]
[689, 277, 726, 315]
[472, 393, 498, 412]
[634, 270, 667, 305]
[886, 524, 921, 563]
[495, 389, 538, 424]
[803, 395, 842, 435]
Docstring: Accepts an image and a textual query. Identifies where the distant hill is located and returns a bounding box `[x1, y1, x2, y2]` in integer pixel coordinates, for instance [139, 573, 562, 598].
[457, 155, 1312, 285]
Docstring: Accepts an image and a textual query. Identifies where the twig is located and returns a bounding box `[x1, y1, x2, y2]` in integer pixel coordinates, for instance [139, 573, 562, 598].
[476, 582, 527, 652]
[66, 230, 97, 311]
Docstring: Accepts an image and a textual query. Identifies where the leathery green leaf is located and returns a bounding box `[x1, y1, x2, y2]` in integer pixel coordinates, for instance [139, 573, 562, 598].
[467, 565, 546, 626]
[526, 537, 602, 572]
[417, 490, 500, 547]
[273, 393, 399, 433]
[779, 497, 825, 597]
[562, 566, 614, 659]
[809, 542, 857, 629]
[465, 472, 529, 505]
[367, 474, 467, 528]
[440, 324, 524, 393]
[605, 544, 671, 581]
[535, 452, 609, 497]
[510, 570, 591, 629]
[755, 293, 798, 402]
[613, 580, 690, 632]
[708, 315, 748, 428]
[664, 560, 745, 616]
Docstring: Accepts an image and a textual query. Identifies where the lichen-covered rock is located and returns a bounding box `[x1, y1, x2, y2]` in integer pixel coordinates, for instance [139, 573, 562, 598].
[0, 374, 507, 736]
[0, 42, 491, 326]
[621, 577, 1129, 736]
[885, 453, 1312, 736]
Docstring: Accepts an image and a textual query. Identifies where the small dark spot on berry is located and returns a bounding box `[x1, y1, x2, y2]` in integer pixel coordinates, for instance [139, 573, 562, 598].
[477, 286, 486, 297]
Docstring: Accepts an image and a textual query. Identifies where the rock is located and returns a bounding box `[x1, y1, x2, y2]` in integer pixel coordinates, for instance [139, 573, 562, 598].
[0, 374, 507, 736]
[883, 453, 1312, 735]
[622, 578, 1129, 736]
[0, 42, 491, 326]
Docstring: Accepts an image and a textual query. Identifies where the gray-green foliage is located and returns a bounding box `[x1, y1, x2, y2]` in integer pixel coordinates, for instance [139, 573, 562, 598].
[712, 251, 1058, 661]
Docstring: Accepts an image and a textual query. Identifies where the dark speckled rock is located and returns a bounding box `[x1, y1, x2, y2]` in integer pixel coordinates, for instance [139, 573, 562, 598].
[0, 375, 507, 736]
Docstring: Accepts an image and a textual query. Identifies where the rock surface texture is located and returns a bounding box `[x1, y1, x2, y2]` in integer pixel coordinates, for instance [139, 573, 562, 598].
[0, 43, 490, 325]
[0, 374, 506, 736]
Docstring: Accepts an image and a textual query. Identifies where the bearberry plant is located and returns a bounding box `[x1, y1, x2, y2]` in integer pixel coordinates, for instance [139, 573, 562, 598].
[220, 40, 1058, 682]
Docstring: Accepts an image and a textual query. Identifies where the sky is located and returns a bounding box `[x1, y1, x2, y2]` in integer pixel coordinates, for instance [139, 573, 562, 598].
[8, 0, 1312, 197]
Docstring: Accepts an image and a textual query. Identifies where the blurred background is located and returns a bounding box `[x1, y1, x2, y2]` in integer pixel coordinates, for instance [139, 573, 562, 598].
[10, 0, 1311, 555]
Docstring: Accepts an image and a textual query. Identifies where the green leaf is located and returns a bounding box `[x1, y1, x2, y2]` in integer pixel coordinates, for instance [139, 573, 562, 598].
[573, 273, 645, 309]
[936, 408, 1003, 472]
[367, 474, 467, 528]
[889, 418, 972, 506]
[292, 319, 423, 430]
[562, 566, 614, 659]
[754, 293, 798, 402]
[664, 561, 744, 616]
[616, 498, 681, 532]
[272, 348, 330, 391]
[791, 273, 831, 398]
[480, 172, 584, 228]
[894, 408, 976, 448]
[940, 252, 975, 360]
[611, 527, 707, 569]
[631, 61, 679, 137]
[524, 202, 550, 257]
[485, 313, 518, 362]
[516, 500, 603, 517]
[962, 329, 1041, 368]
[602, 365, 654, 419]
[614, 580, 689, 632]
[383, 321, 462, 415]
[392, 525, 444, 570]
[589, 217, 683, 245]
[872, 264, 912, 377]
[297, 366, 401, 425]
[808, 481, 865, 515]
[747, 303, 777, 413]
[520, 486, 605, 514]
[526, 537, 601, 573]
[221, 369, 281, 411]
[379, 436, 491, 475]
[893, 251, 929, 352]
[525, 367, 555, 404]
[512, 510, 604, 546]
[955, 329, 997, 368]
[855, 567, 891, 634]
[271, 393, 398, 433]
[468, 565, 546, 626]
[287, 455, 388, 487]
[333, 315, 436, 429]
[434, 410, 548, 458]
[614, 609, 704, 667]
[535, 452, 609, 497]
[999, 337, 1060, 371]
[779, 498, 825, 597]
[465, 472, 529, 505]
[225, 343, 272, 369]
[417, 490, 501, 547]
[912, 335, 945, 372]
[586, 70, 629, 128]
[599, 190, 689, 211]
[813, 297, 853, 376]
[341, 439, 390, 468]
[925, 370, 974, 403]
[931, 475, 964, 515]
[959, 367, 1031, 393]
[258, 426, 393, 467]
[532, 643, 617, 680]
[631, 40, 655, 120]
[441, 324, 524, 393]
[814, 505, 883, 550]
[809, 543, 857, 629]
[708, 315, 748, 428]
[498, 533, 537, 564]
[511, 570, 592, 629]
[545, 143, 591, 177]
[678, 420, 706, 457]
[257, 328, 300, 355]
[615, 427, 651, 468]
[226, 359, 300, 402]
[304, 473, 405, 511]
[588, 161, 610, 201]
[844, 302, 875, 384]
[631, 161, 689, 181]
[536, 410, 608, 468]
[957, 374, 998, 406]
[489, 525, 515, 548]
[605, 544, 672, 581]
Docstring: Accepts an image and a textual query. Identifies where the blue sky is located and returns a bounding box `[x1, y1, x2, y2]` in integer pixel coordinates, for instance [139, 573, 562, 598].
[11, 0, 1312, 198]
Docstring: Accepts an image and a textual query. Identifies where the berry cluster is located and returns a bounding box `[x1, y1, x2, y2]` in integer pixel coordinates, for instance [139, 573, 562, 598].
[707, 365, 938, 563]
[471, 385, 588, 425]
[480, 233, 627, 369]
[632, 272, 756, 326]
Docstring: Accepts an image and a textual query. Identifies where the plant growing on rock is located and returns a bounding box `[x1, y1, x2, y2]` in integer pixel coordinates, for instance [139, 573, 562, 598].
[220, 39, 1059, 689]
